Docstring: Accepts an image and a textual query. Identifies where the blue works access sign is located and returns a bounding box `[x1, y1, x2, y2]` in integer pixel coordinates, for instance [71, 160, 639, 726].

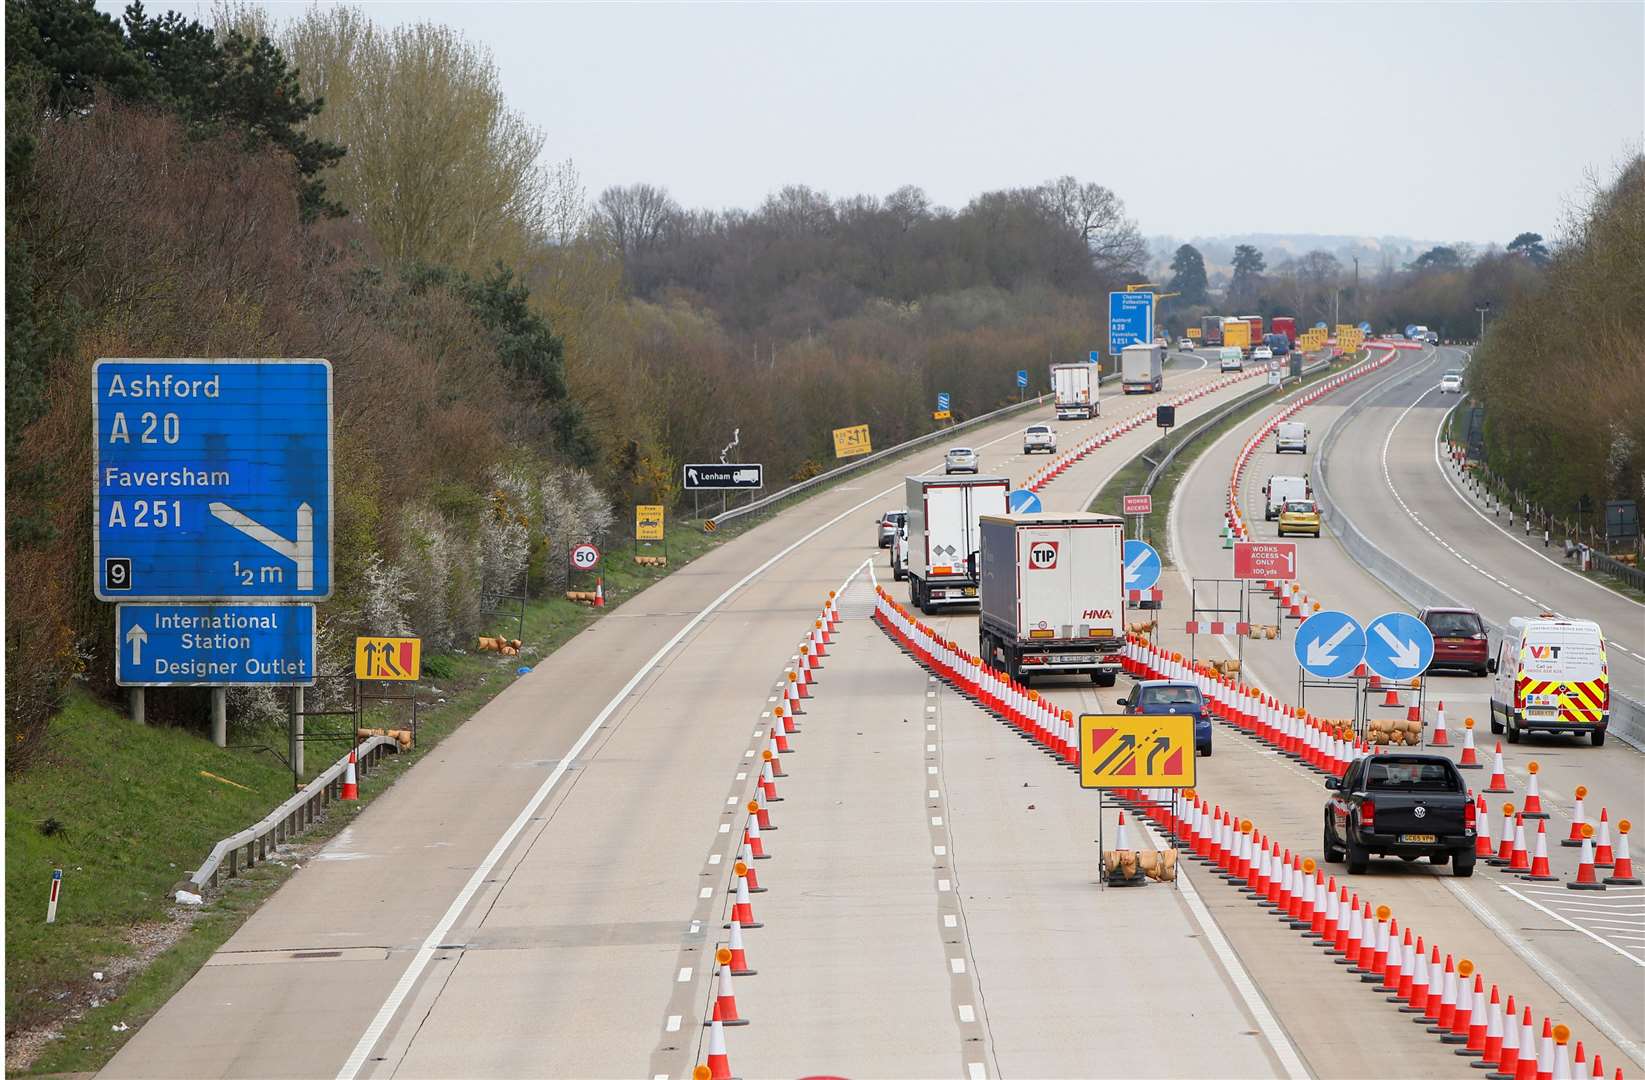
[1108, 292, 1154, 356]
[94, 359, 333, 601]
[116, 604, 316, 686]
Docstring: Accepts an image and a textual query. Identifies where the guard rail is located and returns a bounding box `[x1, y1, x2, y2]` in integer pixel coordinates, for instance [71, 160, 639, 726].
[181, 735, 401, 895]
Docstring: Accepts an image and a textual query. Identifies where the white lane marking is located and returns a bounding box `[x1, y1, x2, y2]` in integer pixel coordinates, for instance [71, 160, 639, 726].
[928, 789, 940, 798]
[931, 816, 944, 826]
[708, 854, 721, 865]
[929, 766, 939, 775]
[938, 878, 952, 892]
[698, 887, 712, 899]
[743, 750, 754, 758]
[958, 1004, 976, 1022]
[944, 914, 958, 928]
[717, 823, 730, 834]
[968, 1063, 987, 1080]
[735, 772, 746, 781]
[950, 957, 967, 974]
[665, 1015, 681, 1032]
[676, 967, 693, 983]
[934, 845, 947, 856]
[927, 743, 937, 752]
[688, 921, 701, 935]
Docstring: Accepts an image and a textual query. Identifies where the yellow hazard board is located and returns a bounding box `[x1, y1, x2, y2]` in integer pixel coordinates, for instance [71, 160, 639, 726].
[1080, 714, 1196, 788]
[932, 410, 952, 421]
[832, 424, 872, 458]
[354, 636, 421, 681]
[635, 504, 665, 540]
[1186, 327, 1201, 339]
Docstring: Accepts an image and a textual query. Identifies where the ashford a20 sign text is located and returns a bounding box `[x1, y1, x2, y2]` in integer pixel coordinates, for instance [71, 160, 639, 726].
[94, 359, 334, 601]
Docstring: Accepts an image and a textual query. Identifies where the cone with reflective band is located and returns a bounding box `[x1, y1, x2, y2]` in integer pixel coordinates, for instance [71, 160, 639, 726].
[771, 709, 793, 753]
[700, 1018, 733, 1080]
[1487, 743, 1513, 793]
[1421, 945, 1444, 1022]
[762, 748, 784, 779]
[1552, 1026, 1572, 1080]
[1523, 820, 1557, 881]
[1568, 828, 1605, 890]
[1511, 1006, 1536, 1080]
[706, 952, 748, 1026]
[1403, 937, 1429, 1013]
[1476, 794, 1496, 858]
[1509, 816, 1532, 873]
[1431, 954, 1458, 1030]
[752, 790, 775, 831]
[1461, 974, 1488, 1054]
[1380, 919, 1404, 991]
[736, 851, 764, 892]
[1493, 805, 1517, 864]
[1459, 718, 1482, 768]
[1535, 1018, 1554, 1080]
[760, 760, 780, 802]
[1477, 985, 1505, 1066]
[1493, 994, 1521, 1076]
[1592, 810, 1615, 868]
[727, 867, 761, 928]
[726, 919, 755, 975]
[1521, 763, 1547, 818]
[1444, 961, 1476, 1042]
[341, 750, 359, 800]
[744, 810, 769, 859]
[1605, 820, 1640, 885]
[1431, 701, 1450, 745]
[1563, 787, 1589, 846]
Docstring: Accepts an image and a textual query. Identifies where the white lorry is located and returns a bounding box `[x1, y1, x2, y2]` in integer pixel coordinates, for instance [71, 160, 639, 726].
[1120, 343, 1164, 394]
[1262, 474, 1312, 520]
[1051, 363, 1097, 420]
[977, 512, 1126, 686]
[905, 475, 1011, 613]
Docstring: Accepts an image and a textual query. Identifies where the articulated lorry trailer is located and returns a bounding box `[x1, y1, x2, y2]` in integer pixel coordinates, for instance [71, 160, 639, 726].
[905, 474, 1011, 614]
[978, 512, 1127, 686]
[1200, 316, 1224, 346]
[1120, 343, 1164, 393]
[1050, 362, 1097, 420]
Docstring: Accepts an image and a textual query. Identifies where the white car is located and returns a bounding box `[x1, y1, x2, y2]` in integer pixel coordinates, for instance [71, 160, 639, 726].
[1218, 347, 1244, 372]
[1178, 338, 1194, 351]
[1251, 346, 1273, 361]
[1440, 371, 1464, 394]
[1023, 424, 1057, 454]
[944, 447, 979, 474]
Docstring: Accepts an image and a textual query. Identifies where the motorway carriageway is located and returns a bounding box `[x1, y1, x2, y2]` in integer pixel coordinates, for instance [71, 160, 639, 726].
[914, 344, 1643, 1077]
[105, 353, 1292, 1080]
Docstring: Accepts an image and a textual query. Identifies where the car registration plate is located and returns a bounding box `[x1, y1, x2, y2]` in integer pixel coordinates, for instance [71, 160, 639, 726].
[1401, 834, 1436, 844]
[962, 587, 977, 597]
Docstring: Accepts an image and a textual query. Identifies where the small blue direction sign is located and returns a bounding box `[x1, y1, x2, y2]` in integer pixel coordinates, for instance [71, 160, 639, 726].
[94, 359, 333, 601]
[1108, 291, 1154, 355]
[1293, 609, 1366, 679]
[1089, 350, 1101, 364]
[1122, 540, 1161, 591]
[1008, 489, 1042, 513]
[1016, 369, 1029, 389]
[116, 604, 315, 686]
[1363, 611, 1435, 681]
[937, 392, 950, 412]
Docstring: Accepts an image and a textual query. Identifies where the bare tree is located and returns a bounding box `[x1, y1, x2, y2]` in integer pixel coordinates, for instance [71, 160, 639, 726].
[543, 158, 587, 245]
[593, 182, 680, 261]
[1040, 175, 1147, 276]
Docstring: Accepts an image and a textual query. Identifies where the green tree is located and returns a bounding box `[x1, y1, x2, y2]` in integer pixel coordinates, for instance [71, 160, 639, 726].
[1167, 243, 1208, 305]
[1409, 246, 1464, 273]
[1228, 244, 1265, 307]
[1506, 231, 1550, 266]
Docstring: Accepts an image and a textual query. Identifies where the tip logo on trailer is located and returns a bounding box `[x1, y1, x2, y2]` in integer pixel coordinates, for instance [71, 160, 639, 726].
[1028, 541, 1059, 570]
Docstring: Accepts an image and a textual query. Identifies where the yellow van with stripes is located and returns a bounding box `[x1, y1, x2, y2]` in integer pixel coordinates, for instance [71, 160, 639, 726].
[1489, 615, 1610, 746]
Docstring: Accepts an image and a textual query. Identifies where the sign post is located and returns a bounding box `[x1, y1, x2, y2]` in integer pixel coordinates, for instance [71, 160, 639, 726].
[1015, 370, 1028, 401]
[934, 392, 951, 421]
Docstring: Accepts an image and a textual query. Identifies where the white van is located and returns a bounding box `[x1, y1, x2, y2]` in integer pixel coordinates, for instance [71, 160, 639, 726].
[1262, 474, 1312, 520]
[1219, 347, 1243, 372]
[1276, 420, 1308, 454]
[1490, 616, 1610, 745]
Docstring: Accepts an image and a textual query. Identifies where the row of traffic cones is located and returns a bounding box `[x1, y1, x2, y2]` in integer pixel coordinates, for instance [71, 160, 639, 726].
[1486, 797, 1640, 889]
[698, 590, 845, 1080]
[1106, 784, 1624, 1080]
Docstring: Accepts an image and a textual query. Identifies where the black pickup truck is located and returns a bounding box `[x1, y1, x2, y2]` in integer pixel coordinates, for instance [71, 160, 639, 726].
[1323, 754, 1476, 876]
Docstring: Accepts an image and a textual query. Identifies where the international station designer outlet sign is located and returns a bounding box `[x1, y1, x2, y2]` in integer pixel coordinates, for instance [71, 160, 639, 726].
[94, 359, 333, 601]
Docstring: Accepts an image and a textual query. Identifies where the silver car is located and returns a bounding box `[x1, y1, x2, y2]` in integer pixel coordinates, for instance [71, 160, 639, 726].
[1440, 371, 1464, 394]
[944, 447, 979, 474]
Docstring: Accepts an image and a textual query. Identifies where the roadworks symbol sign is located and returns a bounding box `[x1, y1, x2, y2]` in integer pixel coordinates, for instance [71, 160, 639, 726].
[355, 636, 421, 681]
[1080, 714, 1196, 788]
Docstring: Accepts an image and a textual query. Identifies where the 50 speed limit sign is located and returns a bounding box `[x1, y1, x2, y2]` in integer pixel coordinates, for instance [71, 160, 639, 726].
[570, 543, 601, 571]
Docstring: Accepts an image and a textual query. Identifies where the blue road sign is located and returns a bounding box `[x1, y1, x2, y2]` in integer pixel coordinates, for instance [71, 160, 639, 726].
[1313, 321, 1328, 329]
[1008, 489, 1042, 513]
[1293, 609, 1366, 679]
[937, 392, 950, 412]
[1108, 291, 1154, 355]
[115, 603, 315, 686]
[1016, 369, 1029, 389]
[1122, 540, 1161, 591]
[1357, 321, 1371, 333]
[1089, 350, 1102, 364]
[94, 359, 333, 601]
[1363, 611, 1435, 681]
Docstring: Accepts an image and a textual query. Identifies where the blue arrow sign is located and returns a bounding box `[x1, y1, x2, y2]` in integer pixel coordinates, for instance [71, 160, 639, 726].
[94, 359, 333, 601]
[1108, 291, 1154, 355]
[116, 603, 315, 686]
[1293, 609, 1366, 679]
[1089, 350, 1102, 364]
[1363, 611, 1435, 681]
[1008, 489, 1042, 513]
[1122, 539, 1161, 591]
[937, 392, 950, 412]
[1016, 369, 1029, 389]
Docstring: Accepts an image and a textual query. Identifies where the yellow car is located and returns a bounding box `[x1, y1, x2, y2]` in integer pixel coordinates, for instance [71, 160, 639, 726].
[1277, 499, 1322, 538]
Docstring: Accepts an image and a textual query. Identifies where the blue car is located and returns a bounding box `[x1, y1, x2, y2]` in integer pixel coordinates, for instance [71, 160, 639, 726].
[1120, 680, 1213, 756]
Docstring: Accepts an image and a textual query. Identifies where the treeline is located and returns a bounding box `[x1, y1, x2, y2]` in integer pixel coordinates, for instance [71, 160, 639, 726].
[1467, 158, 1645, 521]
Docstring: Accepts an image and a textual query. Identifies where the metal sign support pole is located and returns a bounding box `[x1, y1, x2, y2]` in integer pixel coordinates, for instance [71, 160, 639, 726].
[129, 687, 145, 726]
[211, 687, 227, 748]
[289, 687, 305, 788]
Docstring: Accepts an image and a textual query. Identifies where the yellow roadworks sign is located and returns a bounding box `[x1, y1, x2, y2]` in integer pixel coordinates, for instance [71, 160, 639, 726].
[635, 504, 665, 540]
[1080, 714, 1196, 788]
[1186, 327, 1202, 338]
[932, 410, 952, 421]
[832, 424, 873, 458]
[355, 636, 421, 681]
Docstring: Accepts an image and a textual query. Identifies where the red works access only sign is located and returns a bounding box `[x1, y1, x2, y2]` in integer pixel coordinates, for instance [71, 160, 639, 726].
[1234, 541, 1297, 580]
[1122, 494, 1153, 515]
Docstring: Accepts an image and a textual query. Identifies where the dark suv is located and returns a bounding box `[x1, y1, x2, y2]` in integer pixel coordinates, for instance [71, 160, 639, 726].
[1419, 606, 1489, 676]
[1324, 754, 1475, 876]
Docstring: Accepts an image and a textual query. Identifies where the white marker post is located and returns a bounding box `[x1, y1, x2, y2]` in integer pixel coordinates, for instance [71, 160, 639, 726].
[46, 868, 62, 923]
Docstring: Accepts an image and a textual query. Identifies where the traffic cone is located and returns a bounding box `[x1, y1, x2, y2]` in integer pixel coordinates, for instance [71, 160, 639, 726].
[1568, 826, 1605, 890]
[1379, 918, 1404, 992]
[1430, 954, 1459, 1031]
[1459, 718, 1482, 768]
[1522, 763, 1548, 818]
[1536, 1018, 1554, 1080]
[1383, 686, 1402, 707]
[1432, 701, 1450, 745]
[706, 952, 749, 1026]
[1553, 1025, 1573, 1080]
[1523, 820, 1558, 881]
[751, 790, 775, 831]
[1476, 794, 1495, 858]
[1476, 985, 1505, 1065]
[760, 760, 781, 802]
[736, 846, 764, 892]
[762, 747, 784, 779]
[1563, 787, 1589, 847]
[1592, 810, 1615, 868]
[700, 1018, 733, 1080]
[791, 667, 809, 699]
[727, 865, 762, 928]
[1512, 1007, 1537, 1080]
[743, 809, 769, 859]
[1461, 974, 1488, 1054]
[340, 750, 359, 800]
[1115, 810, 1133, 850]
[1494, 994, 1521, 1076]
[1486, 743, 1513, 793]
[1402, 936, 1428, 1012]
[1443, 960, 1476, 1042]
[726, 919, 755, 975]
[1492, 804, 1517, 864]
[1508, 815, 1532, 873]
[1605, 820, 1640, 885]
[1420, 945, 1445, 1021]
[783, 677, 803, 717]
[594, 578, 605, 608]
[771, 709, 792, 753]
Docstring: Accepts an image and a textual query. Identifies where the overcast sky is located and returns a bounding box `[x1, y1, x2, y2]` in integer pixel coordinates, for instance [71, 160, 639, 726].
[121, 2, 1642, 243]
